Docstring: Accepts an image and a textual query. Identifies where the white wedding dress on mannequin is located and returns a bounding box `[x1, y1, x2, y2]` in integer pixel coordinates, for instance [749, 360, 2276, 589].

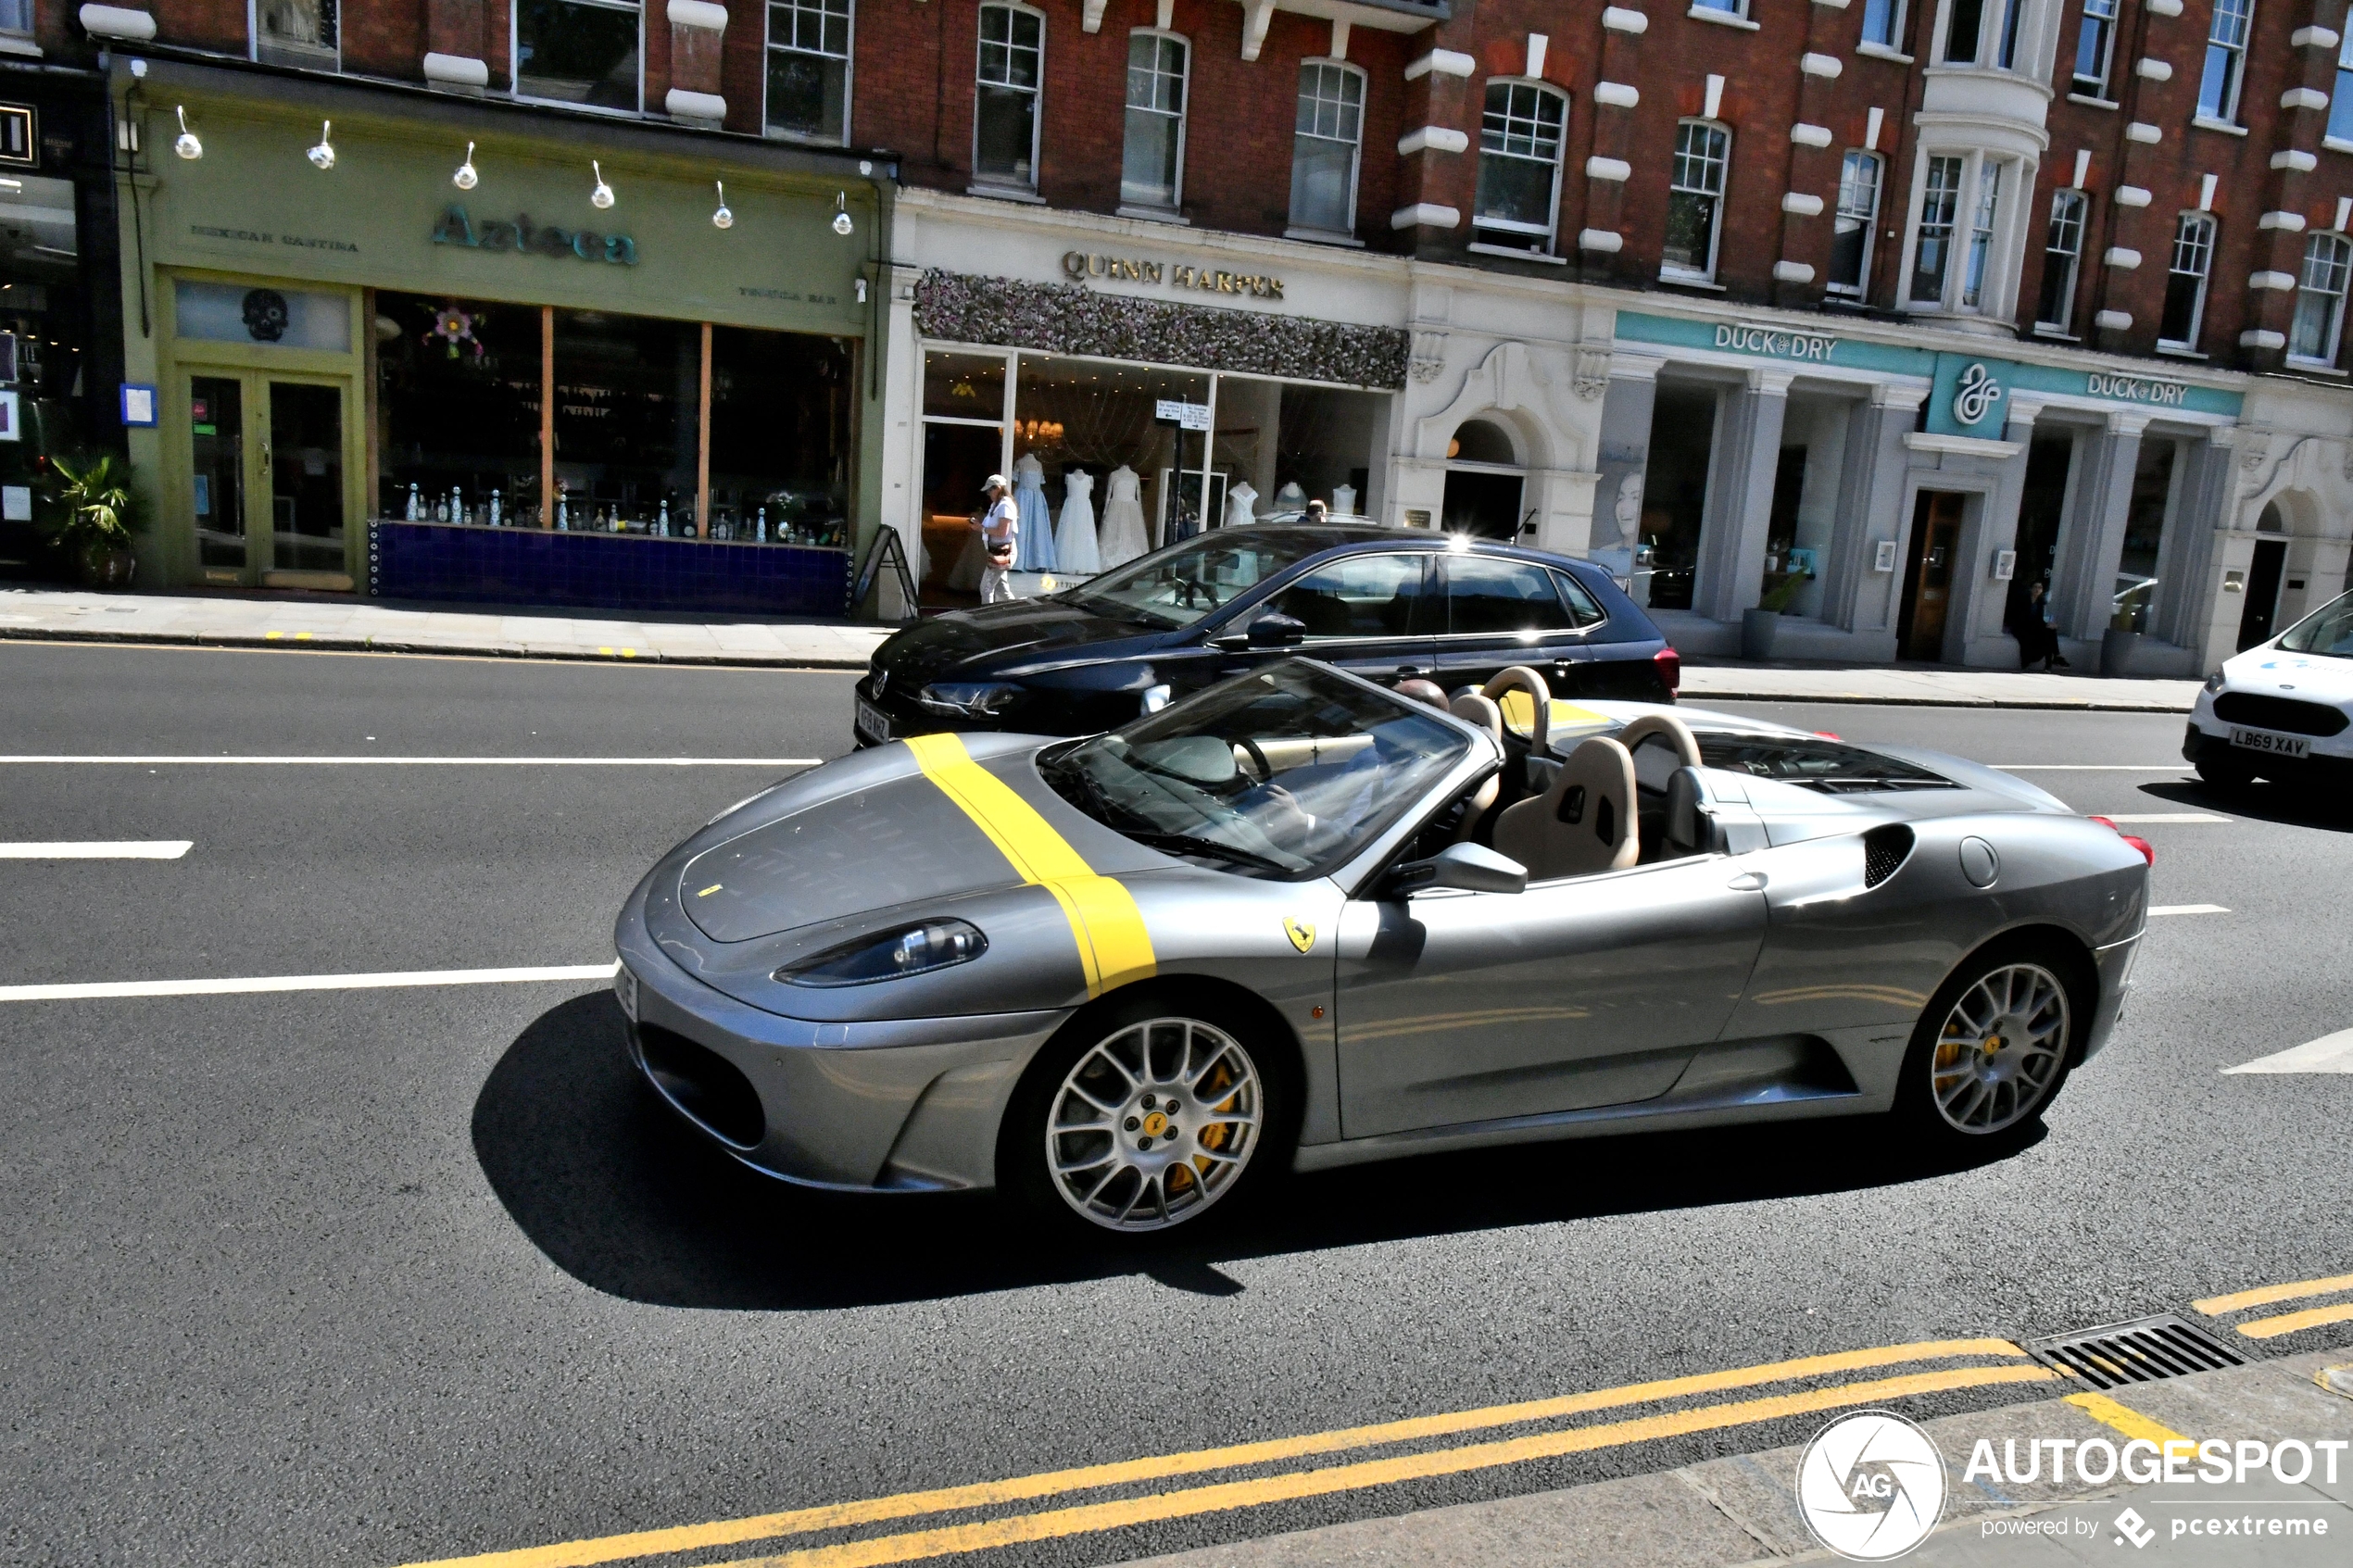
[1223, 481, 1259, 529]
[1055, 470, 1101, 573]
[1097, 465, 1151, 568]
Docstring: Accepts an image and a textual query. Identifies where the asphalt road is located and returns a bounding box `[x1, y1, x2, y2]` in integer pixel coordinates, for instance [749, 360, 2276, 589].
[3, 642, 2348, 1568]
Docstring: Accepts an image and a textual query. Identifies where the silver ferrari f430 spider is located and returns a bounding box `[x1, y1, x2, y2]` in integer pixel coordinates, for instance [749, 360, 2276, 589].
[615, 659, 2151, 1237]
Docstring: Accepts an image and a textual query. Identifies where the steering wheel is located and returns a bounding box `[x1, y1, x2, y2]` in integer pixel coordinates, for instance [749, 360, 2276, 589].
[1235, 735, 1273, 784]
[1480, 665, 1553, 755]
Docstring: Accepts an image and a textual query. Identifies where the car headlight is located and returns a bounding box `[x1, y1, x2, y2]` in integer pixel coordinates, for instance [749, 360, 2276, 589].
[916, 681, 1023, 717]
[2202, 669, 2226, 694]
[775, 918, 988, 987]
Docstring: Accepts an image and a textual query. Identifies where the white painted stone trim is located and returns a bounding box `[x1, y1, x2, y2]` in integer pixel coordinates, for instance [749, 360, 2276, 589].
[2104, 246, 2143, 268]
[2134, 57, 2171, 81]
[2095, 309, 2133, 330]
[2259, 210, 2309, 230]
[2145, 0, 2180, 14]
[2283, 87, 2331, 112]
[2273, 148, 2319, 171]
[77, 4, 155, 39]
[1790, 122, 1832, 147]
[1391, 203, 1462, 230]
[1579, 228, 1625, 252]
[1398, 127, 1470, 156]
[2249, 270, 2297, 291]
[1781, 192, 1824, 215]
[1811, 0, 1850, 7]
[2241, 329, 2288, 348]
[667, 0, 727, 29]
[1773, 260, 1817, 282]
[1585, 156, 1632, 182]
[1404, 48, 1476, 80]
[1594, 81, 1640, 108]
[2115, 185, 2152, 207]
[423, 51, 490, 86]
[2294, 24, 2342, 48]
[1602, 6, 1649, 31]
[1800, 52, 1842, 78]
[665, 88, 727, 121]
[2125, 121, 2162, 144]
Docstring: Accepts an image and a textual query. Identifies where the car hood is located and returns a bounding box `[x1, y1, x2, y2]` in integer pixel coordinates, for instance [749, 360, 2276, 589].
[874, 597, 1170, 684]
[2221, 646, 2353, 702]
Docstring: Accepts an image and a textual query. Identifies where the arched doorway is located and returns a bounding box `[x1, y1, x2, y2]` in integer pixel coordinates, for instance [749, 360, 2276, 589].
[1441, 419, 1528, 540]
[2237, 502, 2290, 649]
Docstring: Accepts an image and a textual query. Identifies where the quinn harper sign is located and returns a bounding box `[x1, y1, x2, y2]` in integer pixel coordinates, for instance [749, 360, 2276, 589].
[431, 206, 639, 266]
[1062, 251, 1286, 300]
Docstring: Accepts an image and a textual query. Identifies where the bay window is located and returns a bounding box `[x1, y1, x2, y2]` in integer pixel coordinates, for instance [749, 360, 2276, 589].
[2035, 188, 2087, 332]
[1473, 82, 1568, 254]
[2196, 0, 2250, 124]
[1829, 151, 1881, 295]
[767, 0, 852, 143]
[1662, 120, 1730, 282]
[515, 0, 642, 110]
[1909, 156, 1964, 304]
[1942, 0, 2027, 67]
[2158, 212, 2214, 349]
[1122, 31, 1189, 210]
[975, 3, 1044, 190]
[1906, 150, 2023, 317]
[1289, 61, 1364, 236]
[2290, 232, 2353, 366]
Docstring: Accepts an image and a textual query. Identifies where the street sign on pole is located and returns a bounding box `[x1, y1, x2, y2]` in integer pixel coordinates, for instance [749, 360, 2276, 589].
[1154, 399, 1212, 432]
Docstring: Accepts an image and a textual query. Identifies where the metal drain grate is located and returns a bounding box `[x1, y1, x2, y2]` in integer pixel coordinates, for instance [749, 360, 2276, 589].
[2026, 1313, 2250, 1389]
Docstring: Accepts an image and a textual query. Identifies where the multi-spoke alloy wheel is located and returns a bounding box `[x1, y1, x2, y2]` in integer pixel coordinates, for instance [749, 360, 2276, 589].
[1928, 962, 2070, 1135]
[1044, 1017, 1262, 1233]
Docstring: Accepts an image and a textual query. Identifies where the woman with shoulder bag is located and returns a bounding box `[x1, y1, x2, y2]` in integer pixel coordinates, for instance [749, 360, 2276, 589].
[976, 474, 1019, 604]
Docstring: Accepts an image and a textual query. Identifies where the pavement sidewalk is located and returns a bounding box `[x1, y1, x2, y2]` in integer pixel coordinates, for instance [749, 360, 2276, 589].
[0, 585, 2202, 710]
[1125, 1352, 2353, 1568]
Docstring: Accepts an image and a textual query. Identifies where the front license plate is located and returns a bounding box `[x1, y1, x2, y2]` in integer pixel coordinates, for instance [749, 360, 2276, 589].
[855, 697, 892, 746]
[2229, 726, 2309, 759]
[614, 963, 639, 1022]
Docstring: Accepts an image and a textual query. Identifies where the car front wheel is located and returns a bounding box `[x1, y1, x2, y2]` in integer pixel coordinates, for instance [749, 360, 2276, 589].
[1895, 946, 2082, 1144]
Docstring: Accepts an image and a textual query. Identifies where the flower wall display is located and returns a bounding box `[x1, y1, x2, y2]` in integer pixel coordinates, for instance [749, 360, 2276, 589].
[913, 270, 1410, 391]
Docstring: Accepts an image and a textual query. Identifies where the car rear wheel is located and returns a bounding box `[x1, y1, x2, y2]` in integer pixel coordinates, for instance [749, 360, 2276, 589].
[1001, 995, 1286, 1237]
[1896, 946, 2082, 1144]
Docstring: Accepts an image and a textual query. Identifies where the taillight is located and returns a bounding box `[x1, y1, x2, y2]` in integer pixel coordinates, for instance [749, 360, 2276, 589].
[1814, 731, 1842, 740]
[2088, 815, 2156, 865]
[1654, 646, 1680, 696]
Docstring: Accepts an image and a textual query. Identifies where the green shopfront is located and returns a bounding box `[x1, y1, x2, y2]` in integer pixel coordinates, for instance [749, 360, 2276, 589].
[1595, 307, 2249, 674]
[112, 59, 887, 616]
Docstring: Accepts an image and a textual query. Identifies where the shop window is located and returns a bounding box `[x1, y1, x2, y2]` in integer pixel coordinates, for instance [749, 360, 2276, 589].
[2158, 212, 2215, 350]
[376, 294, 545, 523]
[1860, 0, 1906, 49]
[1639, 383, 1717, 612]
[2071, 0, 2117, 94]
[1662, 120, 1729, 283]
[975, 3, 1044, 190]
[707, 325, 852, 539]
[1123, 31, 1188, 210]
[2196, 0, 2250, 124]
[1473, 81, 1567, 255]
[2290, 232, 2353, 366]
[767, 0, 851, 144]
[254, 0, 337, 69]
[1828, 151, 1881, 295]
[2331, 28, 2353, 146]
[176, 280, 350, 351]
[551, 310, 701, 530]
[2036, 188, 2087, 332]
[2115, 438, 2177, 633]
[1218, 375, 1383, 521]
[515, 0, 642, 112]
[1289, 61, 1363, 237]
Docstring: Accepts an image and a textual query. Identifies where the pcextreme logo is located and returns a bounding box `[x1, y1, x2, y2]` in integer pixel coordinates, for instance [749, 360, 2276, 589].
[1795, 1410, 1948, 1561]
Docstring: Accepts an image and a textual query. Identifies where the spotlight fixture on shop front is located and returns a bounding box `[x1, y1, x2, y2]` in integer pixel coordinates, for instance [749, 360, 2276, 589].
[711, 181, 733, 230]
[307, 120, 335, 170]
[453, 142, 478, 192]
[831, 192, 852, 236]
[590, 160, 615, 210]
[173, 107, 202, 161]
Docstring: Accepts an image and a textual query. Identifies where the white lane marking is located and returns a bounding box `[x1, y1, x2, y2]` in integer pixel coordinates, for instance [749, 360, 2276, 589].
[0, 756, 821, 766]
[0, 840, 194, 859]
[2100, 812, 2233, 824]
[2222, 1028, 2353, 1074]
[0, 961, 621, 1003]
[2148, 904, 2231, 917]
[2000, 765, 2186, 771]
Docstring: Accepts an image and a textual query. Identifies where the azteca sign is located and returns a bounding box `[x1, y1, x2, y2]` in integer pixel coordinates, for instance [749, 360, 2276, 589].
[431, 206, 639, 266]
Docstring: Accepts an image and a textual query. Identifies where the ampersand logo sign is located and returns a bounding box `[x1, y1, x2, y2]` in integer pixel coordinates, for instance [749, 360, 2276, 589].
[1952, 361, 2005, 428]
[1794, 1410, 1947, 1561]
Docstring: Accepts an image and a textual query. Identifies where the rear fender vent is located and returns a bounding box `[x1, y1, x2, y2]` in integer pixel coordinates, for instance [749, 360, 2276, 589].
[2025, 1313, 2250, 1388]
[1863, 823, 1915, 888]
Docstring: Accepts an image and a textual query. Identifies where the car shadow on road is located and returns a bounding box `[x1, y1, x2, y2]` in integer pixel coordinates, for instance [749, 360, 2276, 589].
[474, 993, 2037, 1311]
[2139, 777, 2352, 831]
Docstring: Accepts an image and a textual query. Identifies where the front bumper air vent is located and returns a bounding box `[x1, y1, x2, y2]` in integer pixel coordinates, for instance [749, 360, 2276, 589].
[635, 1023, 767, 1148]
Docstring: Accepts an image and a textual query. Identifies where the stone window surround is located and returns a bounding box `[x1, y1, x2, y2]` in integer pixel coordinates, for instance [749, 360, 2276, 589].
[1895, 138, 2039, 325]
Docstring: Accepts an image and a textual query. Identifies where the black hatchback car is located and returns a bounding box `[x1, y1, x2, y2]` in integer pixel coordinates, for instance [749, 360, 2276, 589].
[854, 526, 1679, 746]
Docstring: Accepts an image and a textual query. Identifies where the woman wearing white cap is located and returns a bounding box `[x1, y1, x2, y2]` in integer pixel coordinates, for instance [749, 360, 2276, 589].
[975, 474, 1020, 604]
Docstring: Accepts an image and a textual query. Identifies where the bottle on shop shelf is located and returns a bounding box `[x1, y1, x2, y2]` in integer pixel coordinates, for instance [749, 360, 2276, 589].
[755, 506, 767, 543]
[405, 483, 422, 522]
[489, 489, 503, 528]
[453, 486, 466, 526]
[555, 492, 568, 532]
[657, 498, 671, 538]
[433, 493, 447, 523]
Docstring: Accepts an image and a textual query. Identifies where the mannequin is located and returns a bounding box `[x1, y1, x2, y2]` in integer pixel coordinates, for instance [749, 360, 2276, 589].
[1012, 452, 1055, 571]
[1273, 481, 1307, 516]
[1055, 469, 1101, 573]
[1097, 464, 1151, 568]
[1329, 482, 1358, 517]
[1224, 481, 1259, 530]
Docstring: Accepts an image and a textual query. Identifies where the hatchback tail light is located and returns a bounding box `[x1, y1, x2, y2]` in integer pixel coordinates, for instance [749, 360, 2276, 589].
[2087, 815, 2156, 865]
[1654, 646, 1680, 696]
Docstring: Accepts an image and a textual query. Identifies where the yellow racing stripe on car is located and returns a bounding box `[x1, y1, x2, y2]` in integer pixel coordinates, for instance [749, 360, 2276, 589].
[903, 733, 1155, 998]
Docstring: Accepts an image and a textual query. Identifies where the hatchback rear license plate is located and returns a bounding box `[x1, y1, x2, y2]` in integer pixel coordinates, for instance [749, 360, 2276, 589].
[855, 697, 891, 746]
[2230, 726, 2309, 759]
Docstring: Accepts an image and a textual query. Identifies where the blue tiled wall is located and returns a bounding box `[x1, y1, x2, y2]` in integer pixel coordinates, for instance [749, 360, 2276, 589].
[368, 522, 850, 618]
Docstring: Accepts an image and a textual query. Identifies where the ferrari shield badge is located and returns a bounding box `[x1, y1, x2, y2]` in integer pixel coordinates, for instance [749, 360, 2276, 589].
[1284, 918, 1315, 954]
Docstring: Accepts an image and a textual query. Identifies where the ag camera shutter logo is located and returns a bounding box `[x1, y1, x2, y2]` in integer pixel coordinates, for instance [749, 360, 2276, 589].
[1795, 1410, 1948, 1560]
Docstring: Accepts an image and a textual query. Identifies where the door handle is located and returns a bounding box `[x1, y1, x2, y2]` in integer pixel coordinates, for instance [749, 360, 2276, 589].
[1727, 871, 1768, 892]
[1395, 664, 1428, 678]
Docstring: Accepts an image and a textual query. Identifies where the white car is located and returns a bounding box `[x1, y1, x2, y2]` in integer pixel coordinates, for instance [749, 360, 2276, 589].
[2184, 588, 2353, 789]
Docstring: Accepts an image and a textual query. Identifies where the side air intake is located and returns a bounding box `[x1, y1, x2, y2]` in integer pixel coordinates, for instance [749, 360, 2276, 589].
[1863, 824, 1915, 888]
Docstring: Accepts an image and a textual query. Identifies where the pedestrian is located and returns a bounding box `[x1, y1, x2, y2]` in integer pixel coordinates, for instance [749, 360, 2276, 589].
[975, 475, 1019, 605]
[2007, 578, 2069, 671]
[1303, 498, 1329, 524]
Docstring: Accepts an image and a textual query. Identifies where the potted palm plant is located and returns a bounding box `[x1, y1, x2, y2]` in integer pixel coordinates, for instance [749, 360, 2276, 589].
[42, 453, 145, 588]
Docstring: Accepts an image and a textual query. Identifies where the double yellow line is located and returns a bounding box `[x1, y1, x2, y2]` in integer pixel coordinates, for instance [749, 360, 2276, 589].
[2196, 1268, 2353, 1340]
[402, 1338, 2053, 1568]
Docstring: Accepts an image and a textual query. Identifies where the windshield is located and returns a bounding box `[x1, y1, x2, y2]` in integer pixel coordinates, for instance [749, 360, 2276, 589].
[1058, 530, 1371, 631]
[1039, 660, 1473, 878]
[2275, 590, 2353, 658]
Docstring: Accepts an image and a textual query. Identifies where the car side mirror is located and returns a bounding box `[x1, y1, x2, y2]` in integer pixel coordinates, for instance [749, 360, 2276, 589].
[1246, 611, 1307, 648]
[1390, 842, 1528, 897]
[1667, 766, 1726, 856]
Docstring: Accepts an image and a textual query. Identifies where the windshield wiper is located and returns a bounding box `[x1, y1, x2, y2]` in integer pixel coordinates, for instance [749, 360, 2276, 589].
[1121, 830, 1291, 873]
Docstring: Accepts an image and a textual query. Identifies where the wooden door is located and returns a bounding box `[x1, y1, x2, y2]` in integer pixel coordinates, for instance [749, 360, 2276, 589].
[1899, 492, 1965, 661]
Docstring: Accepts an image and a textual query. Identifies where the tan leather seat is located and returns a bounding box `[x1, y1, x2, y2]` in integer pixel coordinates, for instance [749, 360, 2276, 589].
[1494, 735, 1639, 881]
